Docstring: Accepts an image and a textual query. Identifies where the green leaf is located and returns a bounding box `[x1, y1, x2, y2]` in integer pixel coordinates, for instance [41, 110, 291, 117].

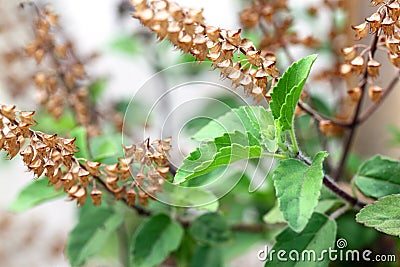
[70, 127, 90, 159]
[355, 155, 400, 198]
[66, 207, 124, 266]
[337, 212, 378, 250]
[221, 232, 265, 263]
[272, 152, 328, 232]
[189, 213, 231, 245]
[131, 213, 184, 267]
[191, 246, 223, 267]
[9, 178, 64, 213]
[32, 109, 76, 134]
[270, 55, 317, 131]
[279, 83, 304, 131]
[174, 131, 264, 184]
[158, 182, 219, 212]
[356, 194, 400, 237]
[192, 106, 275, 149]
[90, 133, 124, 163]
[264, 213, 337, 267]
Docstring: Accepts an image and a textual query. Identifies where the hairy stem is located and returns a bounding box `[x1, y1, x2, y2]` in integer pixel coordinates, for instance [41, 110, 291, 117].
[290, 128, 299, 154]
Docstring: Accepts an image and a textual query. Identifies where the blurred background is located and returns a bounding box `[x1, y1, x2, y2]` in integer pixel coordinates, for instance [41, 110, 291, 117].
[0, 0, 399, 266]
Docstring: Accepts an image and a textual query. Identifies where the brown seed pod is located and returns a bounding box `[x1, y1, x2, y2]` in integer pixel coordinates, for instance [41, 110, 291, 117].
[90, 188, 102, 206]
[368, 85, 383, 103]
[367, 58, 381, 78]
[347, 87, 362, 102]
[352, 22, 368, 40]
[319, 120, 343, 137]
[126, 187, 137, 206]
[350, 56, 365, 75]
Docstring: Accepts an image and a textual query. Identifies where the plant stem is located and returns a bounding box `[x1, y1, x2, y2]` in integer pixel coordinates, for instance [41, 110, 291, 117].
[296, 153, 366, 209]
[298, 69, 400, 128]
[298, 101, 351, 128]
[334, 32, 380, 180]
[77, 161, 151, 216]
[289, 128, 299, 154]
[262, 152, 288, 160]
[355, 71, 400, 124]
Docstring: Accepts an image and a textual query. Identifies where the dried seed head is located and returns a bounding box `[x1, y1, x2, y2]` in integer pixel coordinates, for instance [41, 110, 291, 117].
[240, 8, 259, 29]
[352, 22, 369, 40]
[126, 187, 137, 206]
[386, 36, 400, 54]
[20, 145, 34, 164]
[381, 17, 395, 37]
[19, 111, 36, 125]
[1, 105, 16, 121]
[370, 0, 384, 6]
[350, 56, 365, 75]
[319, 120, 343, 137]
[339, 63, 353, 77]
[113, 186, 126, 200]
[367, 58, 381, 78]
[104, 164, 119, 176]
[347, 87, 362, 102]
[72, 187, 87, 206]
[365, 12, 381, 33]
[387, 2, 400, 21]
[90, 188, 102, 206]
[77, 168, 90, 187]
[341, 46, 357, 62]
[368, 85, 383, 103]
[106, 176, 119, 188]
[138, 191, 149, 206]
[389, 53, 400, 67]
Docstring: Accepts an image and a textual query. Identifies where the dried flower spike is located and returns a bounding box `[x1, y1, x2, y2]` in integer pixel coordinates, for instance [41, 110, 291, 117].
[130, 0, 279, 101]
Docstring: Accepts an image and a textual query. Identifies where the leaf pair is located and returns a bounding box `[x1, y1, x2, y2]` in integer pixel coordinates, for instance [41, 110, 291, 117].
[354, 155, 400, 237]
[174, 106, 277, 184]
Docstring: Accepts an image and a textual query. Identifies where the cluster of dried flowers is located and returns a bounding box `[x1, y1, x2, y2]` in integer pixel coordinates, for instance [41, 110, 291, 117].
[0, 104, 171, 207]
[22, 4, 99, 133]
[130, 0, 279, 102]
[342, 0, 400, 104]
[0, 1, 33, 97]
[240, 0, 322, 53]
[239, 0, 351, 137]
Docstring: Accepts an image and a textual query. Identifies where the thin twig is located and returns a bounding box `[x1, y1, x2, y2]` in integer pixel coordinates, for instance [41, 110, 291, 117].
[77, 161, 152, 216]
[334, 32, 380, 180]
[298, 101, 352, 127]
[355, 71, 400, 124]
[299, 70, 400, 128]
